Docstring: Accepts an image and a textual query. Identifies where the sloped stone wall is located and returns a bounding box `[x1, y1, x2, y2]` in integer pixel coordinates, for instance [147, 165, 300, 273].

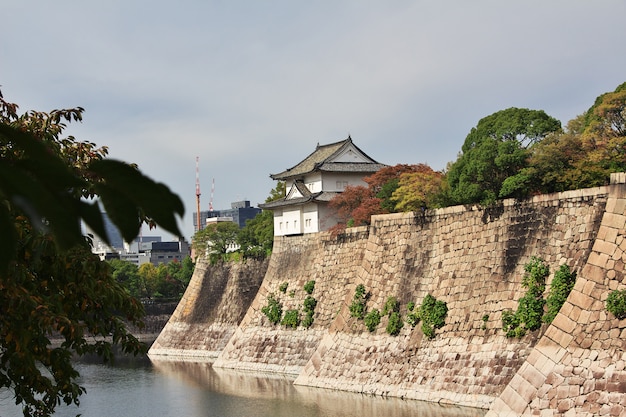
[294, 187, 607, 409]
[148, 258, 268, 359]
[213, 227, 370, 374]
[154, 178, 626, 414]
[486, 173, 626, 416]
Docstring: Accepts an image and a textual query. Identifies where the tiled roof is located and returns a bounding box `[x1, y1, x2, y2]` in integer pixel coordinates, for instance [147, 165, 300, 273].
[317, 162, 387, 173]
[270, 136, 382, 180]
[258, 191, 338, 209]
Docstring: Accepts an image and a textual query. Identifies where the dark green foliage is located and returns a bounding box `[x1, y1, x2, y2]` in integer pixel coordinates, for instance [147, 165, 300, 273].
[364, 309, 381, 332]
[446, 107, 561, 206]
[349, 284, 368, 319]
[301, 312, 314, 328]
[303, 295, 317, 311]
[193, 221, 240, 263]
[0, 95, 185, 416]
[543, 265, 576, 323]
[382, 296, 400, 316]
[261, 293, 283, 325]
[279, 282, 289, 293]
[281, 309, 300, 328]
[386, 312, 404, 336]
[606, 290, 626, 319]
[304, 280, 316, 294]
[109, 258, 194, 300]
[238, 209, 274, 259]
[502, 310, 524, 338]
[407, 301, 416, 311]
[502, 257, 548, 337]
[419, 294, 448, 339]
[302, 295, 317, 328]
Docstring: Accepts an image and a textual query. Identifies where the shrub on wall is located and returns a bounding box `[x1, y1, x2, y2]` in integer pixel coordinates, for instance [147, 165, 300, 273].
[304, 280, 315, 294]
[349, 284, 368, 319]
[543, 264, 576, 324]
[502, 257, 548, 337]
[279, 282, 289, 293]
[281, 309, 300, 328]
[406, 301, 420, 327]
[386, 311, 404, 336]
[419, 294, 448, 339]
[261, 293, 283, 325]
[606, 289, 626, 319]
[382, 296, 400, 316]
[364, 309, 381, 332]
[302, 295, 317, 328]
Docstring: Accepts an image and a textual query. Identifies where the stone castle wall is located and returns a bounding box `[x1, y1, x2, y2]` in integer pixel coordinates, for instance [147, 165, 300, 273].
[154, 176, 626, 414]
[486, 174, 626, 416]
[148, 258, 268, 359]
[293, 186, 608, 409]
[213, 228, 370, 374]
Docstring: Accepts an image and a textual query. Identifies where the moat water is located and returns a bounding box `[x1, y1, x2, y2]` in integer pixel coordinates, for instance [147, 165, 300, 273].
[0, 354, 486, 417]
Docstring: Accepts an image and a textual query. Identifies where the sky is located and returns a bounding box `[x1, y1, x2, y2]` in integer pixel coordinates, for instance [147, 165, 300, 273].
[3, 1, 626, 241]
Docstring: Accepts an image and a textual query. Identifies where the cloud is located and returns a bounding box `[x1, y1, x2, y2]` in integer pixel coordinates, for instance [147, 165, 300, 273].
[3, 1, 626, 239]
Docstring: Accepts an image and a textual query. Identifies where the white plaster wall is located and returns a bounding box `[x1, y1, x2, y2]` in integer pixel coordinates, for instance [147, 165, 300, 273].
[321, 172, 369, 192]
[302, 203, 320, 234]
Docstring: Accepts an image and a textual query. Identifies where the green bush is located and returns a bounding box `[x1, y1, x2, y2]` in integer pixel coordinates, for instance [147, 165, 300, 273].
[543, 265, 576, 324]
[281, 309, 300, 328]
[279, 282, 289, 293]
[364, 309, 381, 332]
[382, 296, 400, 316]
[349, 284, 368, 319]
[407, 301, 416, 311]
[261, 293, 283, 325]
[303, 295, 317, 311]
[386, 311, 404, 336]
[502, 257, 548, 337]
[419, 294, 448, 339]
[301, 312, 314, 328]
[406, 311, 420, 327]
[606, 290, 626, 319]
[304, 280, 316, 294]
[301, 295, 317, 328]
[421, 322, 435, 339]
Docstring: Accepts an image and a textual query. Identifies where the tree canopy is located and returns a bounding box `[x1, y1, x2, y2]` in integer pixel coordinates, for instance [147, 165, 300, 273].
[0, 93, 184, 416]
[446, 107, 561, 205]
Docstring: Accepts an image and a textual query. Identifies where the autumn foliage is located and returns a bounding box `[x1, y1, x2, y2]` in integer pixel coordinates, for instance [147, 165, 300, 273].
[329, 164, 443, 230]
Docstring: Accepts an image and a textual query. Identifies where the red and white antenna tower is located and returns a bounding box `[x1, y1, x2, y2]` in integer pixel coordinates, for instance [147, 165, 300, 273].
[209, 178, 215, 212]
[195, 157, 201, 231]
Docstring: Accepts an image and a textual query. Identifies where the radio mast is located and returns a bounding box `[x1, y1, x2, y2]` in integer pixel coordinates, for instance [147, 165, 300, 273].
[209, 178, 215, 212]
[195, 157, 201, 232]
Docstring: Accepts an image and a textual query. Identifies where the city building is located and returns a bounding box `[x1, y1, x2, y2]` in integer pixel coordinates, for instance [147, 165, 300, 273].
[193, 200, 261, 232]
[83, 213, 190, 266]
[260, 136, 386, 236]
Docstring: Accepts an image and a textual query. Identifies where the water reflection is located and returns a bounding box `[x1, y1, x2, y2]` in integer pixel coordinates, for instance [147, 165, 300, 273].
[0, 358, 485, 417]
[152, 359, 485, 417]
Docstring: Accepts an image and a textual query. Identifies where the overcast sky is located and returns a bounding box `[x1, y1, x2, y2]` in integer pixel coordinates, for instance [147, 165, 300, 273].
[3, 1, 626, 241]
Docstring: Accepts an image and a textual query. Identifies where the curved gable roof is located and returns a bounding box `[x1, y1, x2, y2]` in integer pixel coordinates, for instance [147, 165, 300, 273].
[270, 136, 383, 180]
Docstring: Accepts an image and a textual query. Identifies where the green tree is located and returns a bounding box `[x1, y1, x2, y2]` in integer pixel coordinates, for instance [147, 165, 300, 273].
[235, 183, 284, 259]
[108, 259, 141, 297]
[504, 82, 626, 196]
[0, 93, 184, 416]
[193, 221, 240, 263]
[446, 108, 561, 205]
[238, 210, 273, 258]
